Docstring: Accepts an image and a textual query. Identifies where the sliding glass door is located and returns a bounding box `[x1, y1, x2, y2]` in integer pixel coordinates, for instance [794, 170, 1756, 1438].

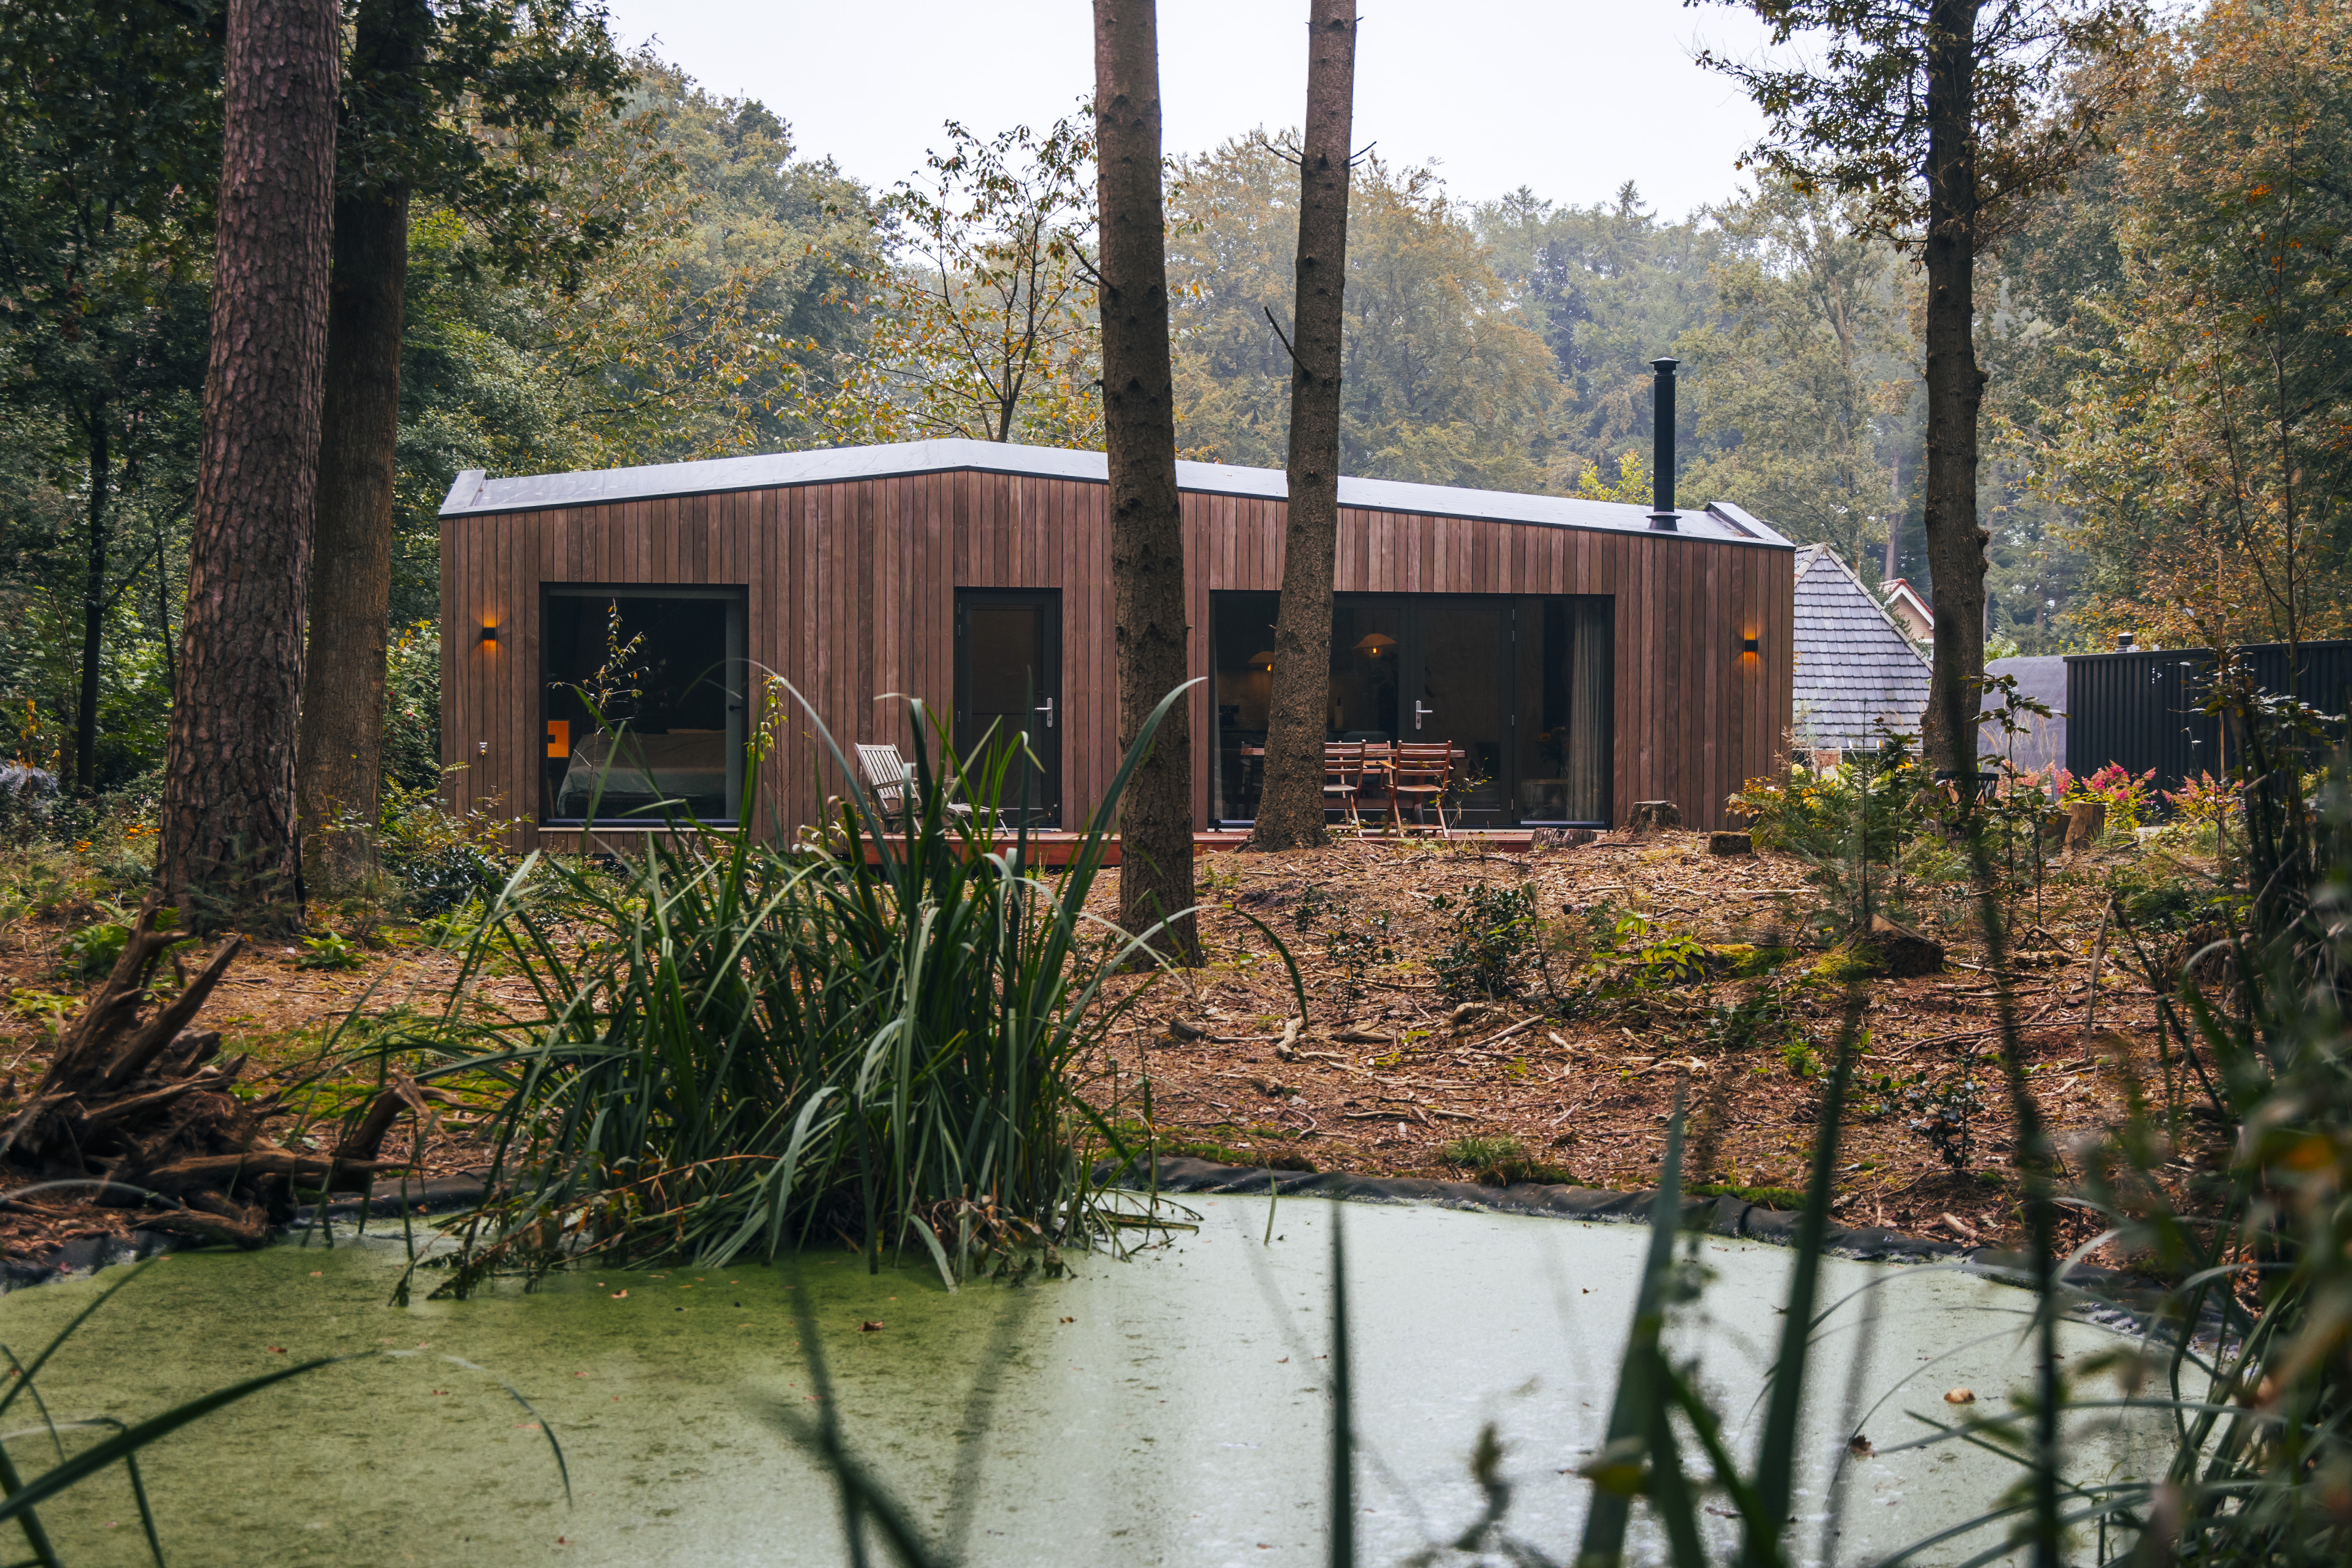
[1210, 592, 1612, 828]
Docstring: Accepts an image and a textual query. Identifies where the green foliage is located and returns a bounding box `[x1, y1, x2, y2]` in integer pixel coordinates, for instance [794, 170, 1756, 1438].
[390, 686, 1188, 1290]
[8, 986, 79, 1028]
[2040, 0, 2352, 648]
[380, 623, 443, 797]
[1906, 1070, 1990, 1169]
[1429, 882, 1540, 1001]
[2111, 858, 2240, 935]
[797, 112, 1098, 449]
[1689, 1180, 1808, 1211]
[1167, 139, 1562, 487]
[1732, 732, 1949, 936]
[296, 932, 363, 972]
[1703, 988, 1811, 1064]
[1675, 179, 1911, 570]
[56, 918, 129, 982]
[1439, 1134, 1579, 1188]
[1287, 883, 1395, 1019]
[361, 780, 517, 919]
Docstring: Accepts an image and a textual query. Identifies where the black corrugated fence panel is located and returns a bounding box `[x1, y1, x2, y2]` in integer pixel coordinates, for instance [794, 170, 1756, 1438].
[2064, 641, 2352, 798]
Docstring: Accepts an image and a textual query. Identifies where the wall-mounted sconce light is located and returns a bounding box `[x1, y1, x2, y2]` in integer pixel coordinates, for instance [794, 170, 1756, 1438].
[1741, 635, 1760, 656]
[1247, 649, 1277, 672]
[477, 741, 489, 755]
[480, 623, 500, 644]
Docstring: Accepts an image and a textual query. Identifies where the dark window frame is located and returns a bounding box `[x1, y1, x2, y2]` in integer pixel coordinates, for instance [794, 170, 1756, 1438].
[537, 583, 750, 829]
[1206, 589, 1613, 830]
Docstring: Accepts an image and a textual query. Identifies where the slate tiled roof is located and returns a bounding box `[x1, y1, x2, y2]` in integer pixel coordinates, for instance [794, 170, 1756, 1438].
[1792, 545, 1931, 749]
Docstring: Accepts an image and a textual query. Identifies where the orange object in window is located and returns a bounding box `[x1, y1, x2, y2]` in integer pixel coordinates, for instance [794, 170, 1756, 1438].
[545, 718, 570, 759]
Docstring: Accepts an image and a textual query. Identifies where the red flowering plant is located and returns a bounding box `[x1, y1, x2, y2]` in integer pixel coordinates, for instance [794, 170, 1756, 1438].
[2163, 769, 2243, 836]
[2064, 762, 2159, 836]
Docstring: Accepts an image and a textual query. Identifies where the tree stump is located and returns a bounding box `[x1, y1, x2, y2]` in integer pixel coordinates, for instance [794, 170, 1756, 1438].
[2063, 800, 2108, 853]
[1707, 831, 1753, 856]
[0, 896, 413, 1247]
[1630, 801, 1682, 833]
[1867, 913, 1945, 978]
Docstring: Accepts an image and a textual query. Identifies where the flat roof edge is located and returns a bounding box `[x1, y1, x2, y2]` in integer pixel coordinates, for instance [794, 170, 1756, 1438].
[436, 440, 1796, 548]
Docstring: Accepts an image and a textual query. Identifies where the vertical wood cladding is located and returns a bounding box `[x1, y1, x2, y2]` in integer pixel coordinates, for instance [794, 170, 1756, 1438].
[442, 469, 1794, 850]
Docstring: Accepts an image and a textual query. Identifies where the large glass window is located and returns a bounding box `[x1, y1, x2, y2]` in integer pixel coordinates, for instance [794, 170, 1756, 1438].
[541, 588, 747, 825]
[1210, 590, 1611, 827]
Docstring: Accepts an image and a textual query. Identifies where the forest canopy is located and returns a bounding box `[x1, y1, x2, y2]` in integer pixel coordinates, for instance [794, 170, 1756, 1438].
[3, 0, 2343, 795]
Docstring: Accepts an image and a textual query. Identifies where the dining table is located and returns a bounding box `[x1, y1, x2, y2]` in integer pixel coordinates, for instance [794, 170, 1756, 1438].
[1235, 741, 1467, 830]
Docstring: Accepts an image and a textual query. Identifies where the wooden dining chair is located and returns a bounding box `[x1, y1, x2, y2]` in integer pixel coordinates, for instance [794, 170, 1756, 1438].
[1321, 741, 1366, 827]
[1387, 743, 1454, 837]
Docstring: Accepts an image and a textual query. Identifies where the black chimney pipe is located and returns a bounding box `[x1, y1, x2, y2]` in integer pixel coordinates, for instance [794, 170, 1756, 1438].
[1648, 356, 1679, 530]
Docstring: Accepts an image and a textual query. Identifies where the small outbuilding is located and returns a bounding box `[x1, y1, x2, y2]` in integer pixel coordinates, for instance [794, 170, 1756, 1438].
[1982, 655, 2067, 773]
[437, 439, 1797, 848]
[1791, 545, 1930, 754]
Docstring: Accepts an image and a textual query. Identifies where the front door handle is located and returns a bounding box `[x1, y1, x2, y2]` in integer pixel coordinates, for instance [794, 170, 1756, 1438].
[1037, 697, 1055, 730]
[1414, 701, 1434, 732]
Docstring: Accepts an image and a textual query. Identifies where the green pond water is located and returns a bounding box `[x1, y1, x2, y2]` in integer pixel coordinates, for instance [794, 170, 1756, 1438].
[0, 1197, 2165, 1567]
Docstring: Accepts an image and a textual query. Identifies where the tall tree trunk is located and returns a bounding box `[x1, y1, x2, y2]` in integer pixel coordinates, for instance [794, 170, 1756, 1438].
[74, 406, 108, 794]
[1919, 0, 1989, 782]
[1094, 0, 1198, 965]
[1248, 0, 1356, 851]
[158, 0, 339, 927]
[1882, 448, 1904, 583]
[300, 0, 429, 889]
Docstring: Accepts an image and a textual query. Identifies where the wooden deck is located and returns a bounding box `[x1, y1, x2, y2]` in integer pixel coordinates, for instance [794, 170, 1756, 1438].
[862, 828, 1537, 866]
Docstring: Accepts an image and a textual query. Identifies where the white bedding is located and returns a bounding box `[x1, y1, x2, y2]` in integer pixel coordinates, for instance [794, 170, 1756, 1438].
[554, 730, 727, 817]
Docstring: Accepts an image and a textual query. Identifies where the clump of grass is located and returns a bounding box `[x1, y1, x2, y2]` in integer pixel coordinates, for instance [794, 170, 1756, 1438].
[1440, 1134, 1580, 1187]
[389, 683, 1192, 1293]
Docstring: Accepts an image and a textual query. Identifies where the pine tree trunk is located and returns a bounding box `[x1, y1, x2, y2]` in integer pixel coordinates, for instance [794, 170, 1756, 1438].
[1919, 0, 1988, 782]
[1094, 0, 1198, 965]
[1248, 0, 1357, 851]
[299, 0, 429, 890]
[158, 0, 340, 926]
[75, 406, 108, 794]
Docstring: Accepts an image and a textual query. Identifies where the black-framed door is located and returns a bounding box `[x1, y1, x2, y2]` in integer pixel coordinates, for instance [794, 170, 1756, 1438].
[1212, 591, 1611, 828]
[954, 589, 1061, 828]
[1400, 599, 1512, 828]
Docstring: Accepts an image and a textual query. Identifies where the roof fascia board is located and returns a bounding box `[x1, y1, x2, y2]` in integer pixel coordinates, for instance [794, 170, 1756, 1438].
[437, 437, 1795, 549]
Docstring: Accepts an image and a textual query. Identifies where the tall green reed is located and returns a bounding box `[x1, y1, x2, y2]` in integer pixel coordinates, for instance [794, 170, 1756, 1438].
[391, 681, 1194, 1293]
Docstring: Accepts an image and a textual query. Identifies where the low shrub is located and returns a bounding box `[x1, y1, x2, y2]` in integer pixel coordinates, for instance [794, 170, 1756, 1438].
[1729, 731, 1951, 937]
[1430, 882, 1539, 1001]
[387, 686, 1188, 1290]
[370, 782, 518, 918]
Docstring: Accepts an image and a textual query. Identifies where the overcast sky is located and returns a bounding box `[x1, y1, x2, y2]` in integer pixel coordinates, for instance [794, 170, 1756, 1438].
[598, 0, 1785, 221]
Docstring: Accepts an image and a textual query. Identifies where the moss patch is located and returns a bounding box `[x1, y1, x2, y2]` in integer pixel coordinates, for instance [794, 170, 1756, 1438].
[1693, 1181, 1808, 1211]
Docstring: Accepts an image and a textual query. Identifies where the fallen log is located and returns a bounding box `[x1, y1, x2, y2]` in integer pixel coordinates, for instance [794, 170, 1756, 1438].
[0, 896, 435, 1250]
[145, 1148, 415, 1188]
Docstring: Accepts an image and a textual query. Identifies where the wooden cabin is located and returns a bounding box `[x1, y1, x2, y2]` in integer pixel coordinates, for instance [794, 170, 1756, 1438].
[437, 439, 1796, 849]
